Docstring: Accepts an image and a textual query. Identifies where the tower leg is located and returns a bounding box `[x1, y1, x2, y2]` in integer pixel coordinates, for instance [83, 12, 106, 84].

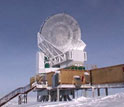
[76, 90, 78, 98]
[48, 90, 51, 102]
[72, 89, 75, 99]
[92, 87, 95, 97]
[97, 88, 100, 96]
[37, 91, 40, 102]
[105, 88, 108, 96]
[57, 88, 60, 101]
[84, 89, 87, 97]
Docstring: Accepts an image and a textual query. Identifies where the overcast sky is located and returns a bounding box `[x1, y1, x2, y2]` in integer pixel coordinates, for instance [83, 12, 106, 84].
[0, 0, 124, 96]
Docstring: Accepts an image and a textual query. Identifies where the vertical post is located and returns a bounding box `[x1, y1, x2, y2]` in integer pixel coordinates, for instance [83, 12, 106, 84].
[24, 94, 26, 103]
[105, 88, 108, 96]
[57, 88, 60, 101]
[26, 94, 27, 103]
[92, 87, 95, 97]
[24, 94, 27, 103]
[18, 95, 21, 105]
[97, 88, 100, 96]
[84, 89, 87, 97]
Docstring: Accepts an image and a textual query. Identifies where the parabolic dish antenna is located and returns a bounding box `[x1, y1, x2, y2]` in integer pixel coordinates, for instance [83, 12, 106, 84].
[37, 13, 87, 67]
[39, 13, 82, 53]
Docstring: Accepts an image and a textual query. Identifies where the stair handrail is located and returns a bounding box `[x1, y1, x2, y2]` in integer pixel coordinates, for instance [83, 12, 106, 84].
[0, 84, 35, 106]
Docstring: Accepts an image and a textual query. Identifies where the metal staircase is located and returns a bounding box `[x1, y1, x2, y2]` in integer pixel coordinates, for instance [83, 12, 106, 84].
[0, 84, 36, 106]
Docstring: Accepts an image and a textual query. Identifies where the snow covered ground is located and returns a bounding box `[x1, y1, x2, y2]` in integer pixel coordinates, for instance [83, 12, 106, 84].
[3, 92, 124, 107]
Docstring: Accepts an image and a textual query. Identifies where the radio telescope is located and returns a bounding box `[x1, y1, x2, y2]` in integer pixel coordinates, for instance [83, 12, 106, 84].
[37, 13, 87, 72]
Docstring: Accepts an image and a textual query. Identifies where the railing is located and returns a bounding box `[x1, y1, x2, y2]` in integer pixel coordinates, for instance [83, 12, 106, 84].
[0, 84, 35, 106]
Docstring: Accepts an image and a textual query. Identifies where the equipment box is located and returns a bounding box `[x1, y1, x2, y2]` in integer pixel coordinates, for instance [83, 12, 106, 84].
[59, 69, 89, 85]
